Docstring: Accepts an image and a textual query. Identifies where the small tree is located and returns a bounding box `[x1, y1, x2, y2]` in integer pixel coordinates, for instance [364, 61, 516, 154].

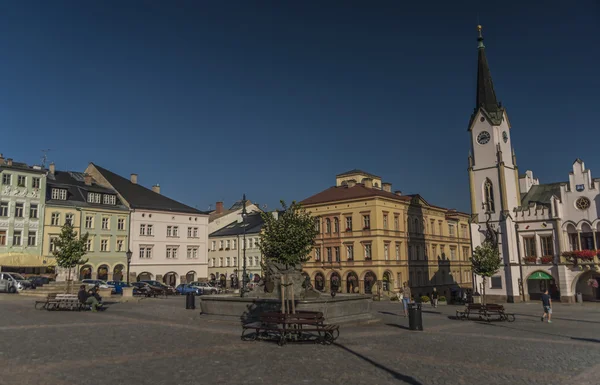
[53, 223, 89, 293]
[259, 200, 319, 268]
[471, 241, 502, 304]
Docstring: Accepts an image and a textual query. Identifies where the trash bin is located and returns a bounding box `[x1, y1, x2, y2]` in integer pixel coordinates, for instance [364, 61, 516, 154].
[185, 292, 196, 310]
[408, 303, 423, 331]
[576, 292, 583, 303]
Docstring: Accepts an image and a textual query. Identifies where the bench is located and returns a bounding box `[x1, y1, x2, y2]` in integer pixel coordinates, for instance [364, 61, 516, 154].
[482, 304, 515, 322]
[34, 294, 104, 311]
[456, 303, 483, 320]
[242, 311, 340, 346]
[456, 303, 515, 322]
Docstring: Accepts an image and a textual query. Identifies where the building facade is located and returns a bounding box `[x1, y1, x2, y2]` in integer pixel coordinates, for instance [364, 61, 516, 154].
[42, 168, 131, 282]
[467, 26, 600, 303]
[0, 154, 48, 273]
[301, 170, 472, 300]
[86, 163, 209, 286]
[208, 211, 264, 287]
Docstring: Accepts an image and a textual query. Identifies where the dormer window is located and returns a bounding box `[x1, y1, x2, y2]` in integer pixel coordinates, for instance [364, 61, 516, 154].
[52, 188, 67, 200]
[87, 192, 101, 203]
[103, 194, 116, 205]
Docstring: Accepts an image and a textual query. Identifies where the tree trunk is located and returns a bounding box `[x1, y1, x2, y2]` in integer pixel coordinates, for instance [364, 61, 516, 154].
[67, 267, 72, 294]
[482, 277, 487, 305]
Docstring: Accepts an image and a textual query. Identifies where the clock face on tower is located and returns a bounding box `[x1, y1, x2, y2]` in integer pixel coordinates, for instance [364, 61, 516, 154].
[477, 131, 491, 145]
[502, 131, 508, 143]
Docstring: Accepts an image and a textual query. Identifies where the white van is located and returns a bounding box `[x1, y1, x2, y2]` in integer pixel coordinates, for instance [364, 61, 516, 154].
[0, 272, 33, 293]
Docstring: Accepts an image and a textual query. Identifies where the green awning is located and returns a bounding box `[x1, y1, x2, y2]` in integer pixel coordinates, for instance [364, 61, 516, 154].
[529, 271, 552, 280]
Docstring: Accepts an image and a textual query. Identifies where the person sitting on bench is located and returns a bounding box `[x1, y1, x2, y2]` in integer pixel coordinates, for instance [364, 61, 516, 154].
[78, 285, 100, 311]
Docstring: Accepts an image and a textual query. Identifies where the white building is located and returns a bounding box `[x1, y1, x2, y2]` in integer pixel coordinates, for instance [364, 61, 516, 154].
[86, 163, 209, 286]
[467, 26, 600, 303]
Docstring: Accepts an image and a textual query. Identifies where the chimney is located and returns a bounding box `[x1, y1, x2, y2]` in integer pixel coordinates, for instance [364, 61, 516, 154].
[152, 184, 160, 194]
[7, 158, 13, 166]
[363, 178, 373, 188]
[382, 182, 392, 192]
[394, 190, 402, 196]
[130, 174, 138, 184]
[216, 201, 224, 214]
[347, 180, 356, 188]
[49, 162, 55, 175]
[84, 174, 92, 186]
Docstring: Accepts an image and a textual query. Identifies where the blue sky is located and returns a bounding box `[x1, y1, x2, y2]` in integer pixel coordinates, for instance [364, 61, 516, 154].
[1, 1, 598, 213]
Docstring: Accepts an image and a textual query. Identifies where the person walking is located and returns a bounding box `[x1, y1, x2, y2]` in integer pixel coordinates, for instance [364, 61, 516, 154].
[400, 282, 412, 317]
[431, 287, 439, 308]
[541, 288, 552, 323]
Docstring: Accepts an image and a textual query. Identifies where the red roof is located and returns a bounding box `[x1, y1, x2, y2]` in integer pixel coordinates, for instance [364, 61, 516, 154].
[300, 184, 411, 206]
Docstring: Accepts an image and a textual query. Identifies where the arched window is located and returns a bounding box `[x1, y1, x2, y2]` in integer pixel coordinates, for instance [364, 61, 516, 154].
[414, 218, 419, 234]
[325, 218, 331, 234]
[333, 217, 339, 233]
[484, 179, 495, 212]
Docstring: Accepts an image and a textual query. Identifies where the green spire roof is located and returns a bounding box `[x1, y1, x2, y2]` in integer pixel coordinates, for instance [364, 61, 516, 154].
[475, 25, 503, 125]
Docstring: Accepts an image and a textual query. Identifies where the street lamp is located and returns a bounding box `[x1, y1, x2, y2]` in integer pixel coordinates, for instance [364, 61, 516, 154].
[126, 249, 133, 284]
[241, 194, 248, 298]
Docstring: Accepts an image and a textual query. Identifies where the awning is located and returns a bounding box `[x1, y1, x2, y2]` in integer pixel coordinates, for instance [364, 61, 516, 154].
[528, 271, 552, 280]
[0, 253, 56, 267]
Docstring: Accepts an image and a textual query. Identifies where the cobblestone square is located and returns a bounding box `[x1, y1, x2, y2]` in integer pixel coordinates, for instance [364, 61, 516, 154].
[1, 296, 599, 385]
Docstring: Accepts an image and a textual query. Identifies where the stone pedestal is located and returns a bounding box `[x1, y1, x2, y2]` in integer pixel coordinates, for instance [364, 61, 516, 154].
[98, 288, 112, 298]
[122, 287, 133, 298]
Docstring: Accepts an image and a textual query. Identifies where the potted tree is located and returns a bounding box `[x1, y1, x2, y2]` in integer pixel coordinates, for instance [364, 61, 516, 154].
[53, 223, 89, 294]
[471, 241, 502, 305]
[258, 201, 319, 299]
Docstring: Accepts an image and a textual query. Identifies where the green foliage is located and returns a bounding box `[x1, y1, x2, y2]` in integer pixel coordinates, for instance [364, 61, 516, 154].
[471, 241, 502, 278]
[439, 296, 447, 302]
[420, 295, 431, 303]
[390, 295, 400, 302]
[53, 223, 89, 269]
[259, 201, 319, 267]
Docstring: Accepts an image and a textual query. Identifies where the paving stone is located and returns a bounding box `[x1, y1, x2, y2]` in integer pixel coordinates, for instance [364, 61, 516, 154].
[1, 295, 599, 385]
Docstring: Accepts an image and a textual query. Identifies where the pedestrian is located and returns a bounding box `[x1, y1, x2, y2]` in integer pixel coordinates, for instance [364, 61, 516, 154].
[400, 282, 412, 317]
[540, 288, 552, 323]
[431, 287, 439, 308]
[78, 285, 100, 312]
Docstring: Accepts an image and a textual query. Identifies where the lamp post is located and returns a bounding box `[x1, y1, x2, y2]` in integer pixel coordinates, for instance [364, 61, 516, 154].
[241, 194, 248, 298]
[126, 249, 133, 285]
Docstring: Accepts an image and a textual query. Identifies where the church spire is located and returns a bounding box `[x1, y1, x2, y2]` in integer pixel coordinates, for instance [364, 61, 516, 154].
[475, 25, 503, 123]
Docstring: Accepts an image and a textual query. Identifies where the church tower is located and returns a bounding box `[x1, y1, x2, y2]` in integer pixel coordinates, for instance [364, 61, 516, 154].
[467, 26, 523, 302]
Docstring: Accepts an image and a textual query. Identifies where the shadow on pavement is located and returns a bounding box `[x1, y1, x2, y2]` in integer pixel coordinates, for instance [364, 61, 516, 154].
[385, 323, 411, 331]
[379, 311, 400, 316]
[421, 310, 442, 315]
[333, 342, 423, 385]
[475, 321, 599, 343]
[514, 313, 600, 325]
[571, 337, 600, 343]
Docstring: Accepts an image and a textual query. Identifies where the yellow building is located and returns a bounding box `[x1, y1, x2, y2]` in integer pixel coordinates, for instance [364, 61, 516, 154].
[43, 170, 130, 282]
[300, 170, 473, 300]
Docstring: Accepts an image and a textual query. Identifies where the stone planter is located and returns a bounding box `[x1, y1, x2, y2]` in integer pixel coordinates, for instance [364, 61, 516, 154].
[122, 287, 133, 298]
[98, 288, 112, 298]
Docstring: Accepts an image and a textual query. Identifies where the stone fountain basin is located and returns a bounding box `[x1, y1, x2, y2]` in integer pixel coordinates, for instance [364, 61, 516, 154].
[199, 294, 373, 324]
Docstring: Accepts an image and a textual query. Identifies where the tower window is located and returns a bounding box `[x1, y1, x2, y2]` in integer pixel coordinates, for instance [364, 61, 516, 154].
[484, 179, 495, 212]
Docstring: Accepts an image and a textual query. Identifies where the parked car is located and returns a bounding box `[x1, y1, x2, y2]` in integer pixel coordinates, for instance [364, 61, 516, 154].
[81, 279, 115, 290]
[175, 284, 202, 296]
[0, 272, 33, 293]
[139, 280, 177, 295]
[189, 281, 219, 295]
[27, 276, 51, 287]
[131, 282, 151, 297]
[132, 282, 165, 297]
[107, 281, 132, 295]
